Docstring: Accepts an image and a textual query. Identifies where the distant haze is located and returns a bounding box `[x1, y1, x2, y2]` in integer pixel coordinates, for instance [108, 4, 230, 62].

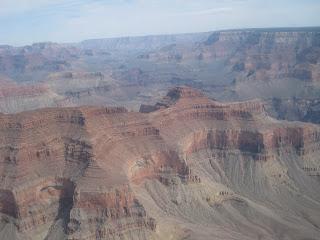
[0, 0, 320, 46]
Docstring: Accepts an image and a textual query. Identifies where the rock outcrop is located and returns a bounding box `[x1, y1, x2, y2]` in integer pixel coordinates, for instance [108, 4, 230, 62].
[0, 87, 320, 240]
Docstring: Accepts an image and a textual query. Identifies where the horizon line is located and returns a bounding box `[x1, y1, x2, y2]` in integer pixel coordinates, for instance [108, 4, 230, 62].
[2, 25, 320, 48]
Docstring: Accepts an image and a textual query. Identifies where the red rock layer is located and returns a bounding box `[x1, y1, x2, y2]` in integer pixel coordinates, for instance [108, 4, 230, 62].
[0, 87, 320, 239]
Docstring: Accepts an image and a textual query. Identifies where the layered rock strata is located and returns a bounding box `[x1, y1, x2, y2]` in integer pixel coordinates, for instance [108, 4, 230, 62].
[0, 87, 320, 240]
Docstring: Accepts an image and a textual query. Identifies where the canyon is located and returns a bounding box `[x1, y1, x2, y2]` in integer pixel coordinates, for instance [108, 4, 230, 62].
[0, 27, 320, 124]
[0, 27, 320, 240]
[0, 87, 320, 240]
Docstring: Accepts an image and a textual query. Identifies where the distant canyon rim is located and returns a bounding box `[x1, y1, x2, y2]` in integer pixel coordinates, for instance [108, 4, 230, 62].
[0, 27, 319, 123]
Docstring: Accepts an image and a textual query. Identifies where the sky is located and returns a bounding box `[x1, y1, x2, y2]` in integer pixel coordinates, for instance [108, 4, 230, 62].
[0, 0, 320, 46]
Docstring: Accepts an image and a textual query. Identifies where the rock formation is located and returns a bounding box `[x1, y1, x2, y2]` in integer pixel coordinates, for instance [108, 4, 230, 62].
[0, 87, 320, 240]
[0, 27, 320, 124]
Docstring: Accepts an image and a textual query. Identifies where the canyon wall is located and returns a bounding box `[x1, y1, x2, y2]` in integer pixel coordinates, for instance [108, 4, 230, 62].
[0, 87, 320, 239]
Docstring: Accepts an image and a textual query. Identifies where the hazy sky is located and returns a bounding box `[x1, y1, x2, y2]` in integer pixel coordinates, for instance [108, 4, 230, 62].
[0, 0, 319, 46]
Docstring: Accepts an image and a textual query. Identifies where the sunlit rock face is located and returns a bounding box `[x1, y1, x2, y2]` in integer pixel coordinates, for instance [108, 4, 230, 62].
[0, 87, 320, 240]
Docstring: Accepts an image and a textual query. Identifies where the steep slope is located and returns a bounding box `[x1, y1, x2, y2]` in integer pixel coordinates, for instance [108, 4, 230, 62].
[0, 87, 319, 240]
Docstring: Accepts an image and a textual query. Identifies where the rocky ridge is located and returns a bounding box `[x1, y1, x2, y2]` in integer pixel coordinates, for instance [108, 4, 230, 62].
[0, 87, 320, 239]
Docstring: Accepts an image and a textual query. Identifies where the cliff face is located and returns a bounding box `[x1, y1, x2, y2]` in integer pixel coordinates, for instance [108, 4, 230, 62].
[0, 87, 320, 240]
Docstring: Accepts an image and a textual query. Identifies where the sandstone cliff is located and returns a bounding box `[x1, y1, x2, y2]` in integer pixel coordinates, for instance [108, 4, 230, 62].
[0, 87, 320, 240]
